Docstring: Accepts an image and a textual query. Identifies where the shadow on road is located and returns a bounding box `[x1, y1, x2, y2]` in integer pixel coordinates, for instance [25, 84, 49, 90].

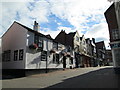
[43, 67, 120, 88]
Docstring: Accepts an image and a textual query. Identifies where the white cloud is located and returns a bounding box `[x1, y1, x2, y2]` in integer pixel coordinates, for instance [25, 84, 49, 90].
[1, 0, 112, 49]
[1, 1, 50, 36]
[39, 28, 61, 39]
[0, 0, 34, 2]
[85, 22, 110, 49]
[49, 0, 112, 30]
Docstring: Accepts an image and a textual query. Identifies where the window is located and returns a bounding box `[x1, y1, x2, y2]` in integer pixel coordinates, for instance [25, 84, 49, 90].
[2, 50, 11, 62]
[38, 37, 43, 48]
[53, 54, 56, 63]
[83, 40, 85, 45]
[53, 54, 59, 64]
[76, 36, 79, 41]
[14, 50, 18, 61]
[2, 53, 5, 62]
[70, 57, 73, 64]
[56, 54, 59, 64]
[19, 49, 24, 60]
[34, 34, 43, 49]
[7, 50, 11, 61]
[41, 51, 47, 61]
[34, 35, 39, 44]
[112, 29, 119, 40]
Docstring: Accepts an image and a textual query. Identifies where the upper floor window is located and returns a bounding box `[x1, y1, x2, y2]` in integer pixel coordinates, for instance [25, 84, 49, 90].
[76, 36, 79, 42]
[34, 34, 43, 49]
[83, 40, 85, 45]
[38, 37, 43, 48]
[112, 29, 119, 40]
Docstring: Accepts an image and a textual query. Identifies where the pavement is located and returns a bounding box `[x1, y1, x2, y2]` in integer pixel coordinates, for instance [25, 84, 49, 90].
[1, 66, 120, 89]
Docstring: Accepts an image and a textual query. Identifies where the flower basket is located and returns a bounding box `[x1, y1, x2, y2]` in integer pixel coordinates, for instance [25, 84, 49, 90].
[29, 43, 38, 49]
[50, 49, 56, 53]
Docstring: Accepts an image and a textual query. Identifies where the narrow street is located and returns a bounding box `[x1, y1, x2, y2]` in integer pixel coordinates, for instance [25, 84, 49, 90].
[2, 66, 120, 89]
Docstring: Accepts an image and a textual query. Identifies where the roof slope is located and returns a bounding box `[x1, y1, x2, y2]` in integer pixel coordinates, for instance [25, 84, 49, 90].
[2, 21, 54, 41]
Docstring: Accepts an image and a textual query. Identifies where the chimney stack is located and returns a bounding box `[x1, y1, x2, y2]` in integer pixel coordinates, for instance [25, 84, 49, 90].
[33, 21, 39, 31]
[92, 38, 95, 44]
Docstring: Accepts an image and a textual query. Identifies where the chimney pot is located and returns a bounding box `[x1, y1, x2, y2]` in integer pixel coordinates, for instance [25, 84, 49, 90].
[33, 21, 39, 31]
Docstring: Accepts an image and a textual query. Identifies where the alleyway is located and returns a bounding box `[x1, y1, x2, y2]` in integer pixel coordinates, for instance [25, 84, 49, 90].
[2, 66, 120, 89]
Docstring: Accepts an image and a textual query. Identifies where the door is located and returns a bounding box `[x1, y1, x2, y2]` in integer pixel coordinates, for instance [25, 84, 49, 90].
[63, 56, 66, 68]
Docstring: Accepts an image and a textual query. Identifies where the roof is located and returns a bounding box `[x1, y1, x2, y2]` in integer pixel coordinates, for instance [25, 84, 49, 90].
[46, 34, 53, 39]
[95, 41, 105, 49]
[104, 3, 114, 15]
[16, 21, 55, 40]
[68, 32, 76, 37]
[3, 21, 55, 41]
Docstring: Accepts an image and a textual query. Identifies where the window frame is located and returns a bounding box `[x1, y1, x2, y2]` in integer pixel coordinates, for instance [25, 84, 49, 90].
[112, 29, 119, 40]
[41, 51, 47, 61]
[19, 49, 24, 60]
[2, 50, 11, 62]
[34, 34, 43, 49]
[76, 36, 79, 42]
[14, 50, 18, 61]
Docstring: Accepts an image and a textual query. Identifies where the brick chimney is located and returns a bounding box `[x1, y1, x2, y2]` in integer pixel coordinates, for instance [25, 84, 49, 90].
[33, 21, 39, 31]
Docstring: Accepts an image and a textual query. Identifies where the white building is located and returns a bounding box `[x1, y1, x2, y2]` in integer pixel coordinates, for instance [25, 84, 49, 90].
[2, 21, 75, 76]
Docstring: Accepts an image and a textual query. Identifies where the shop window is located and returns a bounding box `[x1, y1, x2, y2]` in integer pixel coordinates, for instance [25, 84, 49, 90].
[19, 49, 24, 60]
[53, 54, 59, 64]
[70, 57, 73, 64]
[56, 54, 59, 64]
[41, 51, 47, 61]
[14, 50, 18, 61]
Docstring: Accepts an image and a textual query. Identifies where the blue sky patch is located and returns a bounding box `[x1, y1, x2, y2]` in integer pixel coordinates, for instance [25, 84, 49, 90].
[40, 14, 75, 31]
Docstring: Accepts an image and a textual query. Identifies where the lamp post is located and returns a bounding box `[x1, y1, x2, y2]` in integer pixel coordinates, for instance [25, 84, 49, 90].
[46, 55, 47, 73]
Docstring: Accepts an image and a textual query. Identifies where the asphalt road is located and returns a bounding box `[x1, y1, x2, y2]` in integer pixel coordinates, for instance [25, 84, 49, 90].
[1, 66, 120, 89]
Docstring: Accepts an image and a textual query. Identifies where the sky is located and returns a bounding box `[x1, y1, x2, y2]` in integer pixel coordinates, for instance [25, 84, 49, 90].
[0, 0, 113, 49]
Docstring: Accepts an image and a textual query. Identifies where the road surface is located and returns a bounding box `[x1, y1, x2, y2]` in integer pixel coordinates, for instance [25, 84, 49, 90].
[1, 66, 120, 89]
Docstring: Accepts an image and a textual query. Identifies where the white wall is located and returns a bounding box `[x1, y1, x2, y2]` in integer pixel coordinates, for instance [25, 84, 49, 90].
[26, 34, 63, 69]
[2, 22, 27, 69]
[26, 32, 75, 69]
[26, 32, 48, 69]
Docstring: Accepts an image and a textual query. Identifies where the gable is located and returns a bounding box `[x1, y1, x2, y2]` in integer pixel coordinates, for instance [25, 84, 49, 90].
[2, 21, 28, 38]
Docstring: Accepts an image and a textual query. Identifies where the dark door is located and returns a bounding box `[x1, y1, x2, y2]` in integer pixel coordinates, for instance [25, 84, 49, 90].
[63, 56, 66, 68]
[75, 57, 79, 68]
